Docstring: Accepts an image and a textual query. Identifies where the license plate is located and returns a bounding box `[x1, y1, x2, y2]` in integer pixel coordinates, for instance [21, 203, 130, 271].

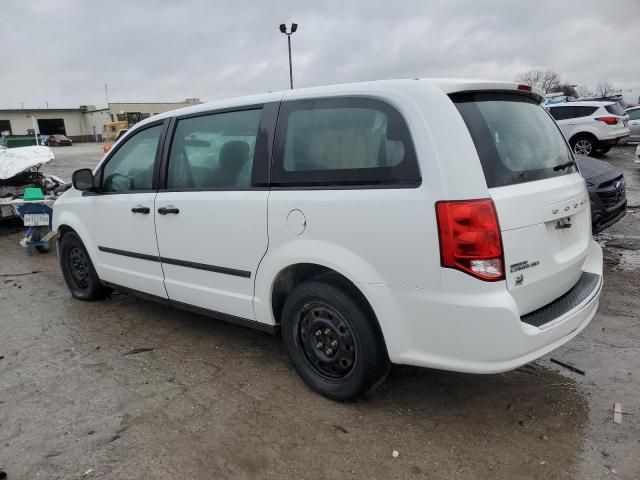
[23, 213, 50, 226]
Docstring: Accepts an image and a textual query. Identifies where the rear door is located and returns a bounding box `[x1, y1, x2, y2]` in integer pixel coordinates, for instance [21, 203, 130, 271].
[454, 93, 590, 315]
[153, 104, 277, 320]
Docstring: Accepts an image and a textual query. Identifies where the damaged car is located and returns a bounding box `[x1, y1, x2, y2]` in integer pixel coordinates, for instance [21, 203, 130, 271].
[0, 146, 69, 221]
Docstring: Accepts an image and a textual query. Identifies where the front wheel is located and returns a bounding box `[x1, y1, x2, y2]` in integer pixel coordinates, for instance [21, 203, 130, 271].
[59, 231, 111, 300]
[281, 278, 389, 401]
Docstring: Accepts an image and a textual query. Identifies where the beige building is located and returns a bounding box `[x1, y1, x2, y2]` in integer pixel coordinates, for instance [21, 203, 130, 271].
[0, 98, 201, 142]
[108, 99, 201, 125]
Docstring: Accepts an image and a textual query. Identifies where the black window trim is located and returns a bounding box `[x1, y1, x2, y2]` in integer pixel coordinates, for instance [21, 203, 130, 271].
[92, 119, 169, 196]
[270, 96, 422, 189]
[157, 102, 278, 192]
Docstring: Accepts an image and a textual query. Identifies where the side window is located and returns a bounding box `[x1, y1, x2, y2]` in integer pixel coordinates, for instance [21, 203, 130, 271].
[548, 107, 562, 120]
[273, 97, 420, 187]
[628, 109, 640, 121]
[102, 124, 163, 192]
[575, 106, 598, 117]
[166, 109, 262, 189]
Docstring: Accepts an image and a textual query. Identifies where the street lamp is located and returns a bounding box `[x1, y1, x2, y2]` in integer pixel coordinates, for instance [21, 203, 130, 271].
[279, 23, 298, 89]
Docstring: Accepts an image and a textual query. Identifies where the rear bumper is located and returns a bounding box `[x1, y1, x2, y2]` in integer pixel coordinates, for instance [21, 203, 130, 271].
[361, 239, 603, 373]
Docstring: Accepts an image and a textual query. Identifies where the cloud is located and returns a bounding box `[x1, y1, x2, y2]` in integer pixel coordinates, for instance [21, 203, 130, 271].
[0, 0, 638, 108]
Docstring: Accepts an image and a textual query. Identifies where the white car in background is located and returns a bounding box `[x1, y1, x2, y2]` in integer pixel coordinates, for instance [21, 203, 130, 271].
[625, 106, 640, 143]
[546, 101, 630, 156]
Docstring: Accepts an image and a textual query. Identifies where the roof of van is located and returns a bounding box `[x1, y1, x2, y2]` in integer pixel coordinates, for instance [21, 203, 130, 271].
[136, 78, 544, 127]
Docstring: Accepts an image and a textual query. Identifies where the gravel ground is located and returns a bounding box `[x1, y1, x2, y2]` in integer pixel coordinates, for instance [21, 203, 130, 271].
[0, 144, 638, 479]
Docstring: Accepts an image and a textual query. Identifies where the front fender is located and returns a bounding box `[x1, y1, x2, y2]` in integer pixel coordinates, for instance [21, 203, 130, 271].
[53, 204, 100, 270]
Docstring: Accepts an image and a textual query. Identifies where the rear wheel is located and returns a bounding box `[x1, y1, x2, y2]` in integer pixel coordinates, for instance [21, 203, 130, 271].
[594, 144, 611, 156]
[281, 278, 389, 401]
[570, 134, 596, 156]
[59, 231, 111, 300]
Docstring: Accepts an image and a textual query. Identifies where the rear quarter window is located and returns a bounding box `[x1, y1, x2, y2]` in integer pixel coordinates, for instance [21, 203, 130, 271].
[605, 103, 625, 116]
[453, 92, 576, 188]
[272, 97, 420, 187]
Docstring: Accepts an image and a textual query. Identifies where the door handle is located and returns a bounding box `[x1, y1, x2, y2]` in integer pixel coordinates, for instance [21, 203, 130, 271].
[131, 206, 150, 214]
[157, 206, 180, 215]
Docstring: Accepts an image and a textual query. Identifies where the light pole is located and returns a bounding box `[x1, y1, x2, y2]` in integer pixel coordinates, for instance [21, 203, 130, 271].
[279, 23, 298, 89]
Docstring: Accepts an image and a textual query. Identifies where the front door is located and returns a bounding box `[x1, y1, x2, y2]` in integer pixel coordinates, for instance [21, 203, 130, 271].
[88, 121, 167, 298]
[154, 107, 270, 320]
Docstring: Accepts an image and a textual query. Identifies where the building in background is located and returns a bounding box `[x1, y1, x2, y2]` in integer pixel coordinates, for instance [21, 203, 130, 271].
[0, 98, 200, 142]
[108, 98, 201, 125]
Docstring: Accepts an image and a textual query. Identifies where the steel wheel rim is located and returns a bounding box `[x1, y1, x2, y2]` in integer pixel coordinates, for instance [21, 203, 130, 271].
[68, 246, 90, 289]
[295, 301, 357, 380]
[574, 139, 592, 155]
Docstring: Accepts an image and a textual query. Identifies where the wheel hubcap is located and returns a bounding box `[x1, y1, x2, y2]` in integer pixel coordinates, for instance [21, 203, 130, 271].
[68, 246, 90, 289]
[296, 302, 356, 379]
[574, 139, 592, 155]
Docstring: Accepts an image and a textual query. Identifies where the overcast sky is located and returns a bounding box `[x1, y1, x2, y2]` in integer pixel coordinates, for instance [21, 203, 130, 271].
[1, 0, 638, 108]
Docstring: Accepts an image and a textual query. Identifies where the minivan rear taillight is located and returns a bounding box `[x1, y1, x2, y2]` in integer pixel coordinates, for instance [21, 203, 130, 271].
[595, 116, 618, 125]
[436, 199, 504, 281]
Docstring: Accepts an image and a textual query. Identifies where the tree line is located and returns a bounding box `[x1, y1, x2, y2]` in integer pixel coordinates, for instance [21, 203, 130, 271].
[515, 69, 616, 98]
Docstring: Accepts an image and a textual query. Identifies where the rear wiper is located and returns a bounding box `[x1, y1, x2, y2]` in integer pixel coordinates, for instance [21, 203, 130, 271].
[553, 160, 575, 171]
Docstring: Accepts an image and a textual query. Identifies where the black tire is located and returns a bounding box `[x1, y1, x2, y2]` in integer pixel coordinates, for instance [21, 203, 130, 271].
[59, 231, 111, 300]
[570, 134, 597, 157]
[281, 278, 389, 401]
[594, 144, 611, 156]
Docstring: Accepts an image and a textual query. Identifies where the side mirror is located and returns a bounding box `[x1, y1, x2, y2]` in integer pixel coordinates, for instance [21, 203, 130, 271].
[72, 169, 95, 191]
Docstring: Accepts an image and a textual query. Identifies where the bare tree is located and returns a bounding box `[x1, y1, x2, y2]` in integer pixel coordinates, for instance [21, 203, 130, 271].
[575, 85, 592, 98]
[516, 70, 543, 88]
[515, 69, 561, 93]
[595, 80, 615, 97]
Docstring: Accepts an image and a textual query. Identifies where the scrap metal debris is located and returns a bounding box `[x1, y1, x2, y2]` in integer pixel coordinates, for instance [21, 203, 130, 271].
[124, 347, 155, 355]
[613, 403, 623, 424]
[550, 358, 585, 375]
[0, 146, 69, 221]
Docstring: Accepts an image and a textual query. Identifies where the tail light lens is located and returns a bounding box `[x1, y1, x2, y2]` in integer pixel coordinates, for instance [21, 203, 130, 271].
[595, 116, 618, 125]
[436, 199, 504, 281]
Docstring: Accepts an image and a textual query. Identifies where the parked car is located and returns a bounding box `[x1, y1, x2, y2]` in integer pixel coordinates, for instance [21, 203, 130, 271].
[576, 156, 626, 233]
[586, 95, 629, 110]
[53, 79, 603, 400]
[46, 134, 73, 146]
[625, 106, 640, 143]
[546, 101, 630, 156]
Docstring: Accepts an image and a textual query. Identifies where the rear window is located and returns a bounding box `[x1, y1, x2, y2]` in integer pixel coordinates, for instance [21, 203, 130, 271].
[605, 103, 625, 116]
[453, 92, 576, 188]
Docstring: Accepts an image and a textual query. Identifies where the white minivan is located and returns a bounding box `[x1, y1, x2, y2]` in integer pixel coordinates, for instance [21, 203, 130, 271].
[54, 79, 603, 400]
